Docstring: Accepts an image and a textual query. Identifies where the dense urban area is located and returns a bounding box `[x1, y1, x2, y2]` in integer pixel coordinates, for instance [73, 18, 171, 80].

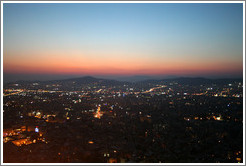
[3, 76, 243, 163]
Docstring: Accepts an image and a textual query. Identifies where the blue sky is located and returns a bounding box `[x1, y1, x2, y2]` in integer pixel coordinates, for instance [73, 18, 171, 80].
[3, 3, 244, 81]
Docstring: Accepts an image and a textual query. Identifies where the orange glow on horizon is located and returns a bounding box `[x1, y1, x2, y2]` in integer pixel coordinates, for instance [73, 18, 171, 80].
[3, 50, 243, 76]
[4, 60, 242, 76]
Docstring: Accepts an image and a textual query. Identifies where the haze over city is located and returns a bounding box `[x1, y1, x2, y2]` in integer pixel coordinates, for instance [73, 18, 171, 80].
[3, 3, 243, 82]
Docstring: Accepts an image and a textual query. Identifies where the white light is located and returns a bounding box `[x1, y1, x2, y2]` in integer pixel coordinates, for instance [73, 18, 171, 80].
[35, 127, 39, 133]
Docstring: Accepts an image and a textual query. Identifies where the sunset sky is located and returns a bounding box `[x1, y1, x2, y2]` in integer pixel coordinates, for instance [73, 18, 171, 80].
[3, 3, 244, 81]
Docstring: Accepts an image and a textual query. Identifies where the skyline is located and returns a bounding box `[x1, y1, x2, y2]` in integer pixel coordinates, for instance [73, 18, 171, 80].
[3, 3, 244, 80]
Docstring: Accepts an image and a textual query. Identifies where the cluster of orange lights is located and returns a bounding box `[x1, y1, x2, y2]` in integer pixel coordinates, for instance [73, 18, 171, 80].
[94, 106, 103, 119]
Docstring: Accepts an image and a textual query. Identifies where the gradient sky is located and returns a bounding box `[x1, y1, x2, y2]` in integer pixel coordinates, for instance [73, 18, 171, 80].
[3, 3, 244, 78]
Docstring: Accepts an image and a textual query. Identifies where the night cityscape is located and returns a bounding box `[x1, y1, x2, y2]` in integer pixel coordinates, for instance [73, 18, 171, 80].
[3, 76, 244, 163]
[2, 2, 244, 164]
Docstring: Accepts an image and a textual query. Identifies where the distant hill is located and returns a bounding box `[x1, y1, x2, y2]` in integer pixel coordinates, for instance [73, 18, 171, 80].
[109, 75, 178, 82]
[4, 76, 243, 89]
[53, 76, 101, 84]
[46, 76, 128, 86]
[138, 77, 243, 85]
